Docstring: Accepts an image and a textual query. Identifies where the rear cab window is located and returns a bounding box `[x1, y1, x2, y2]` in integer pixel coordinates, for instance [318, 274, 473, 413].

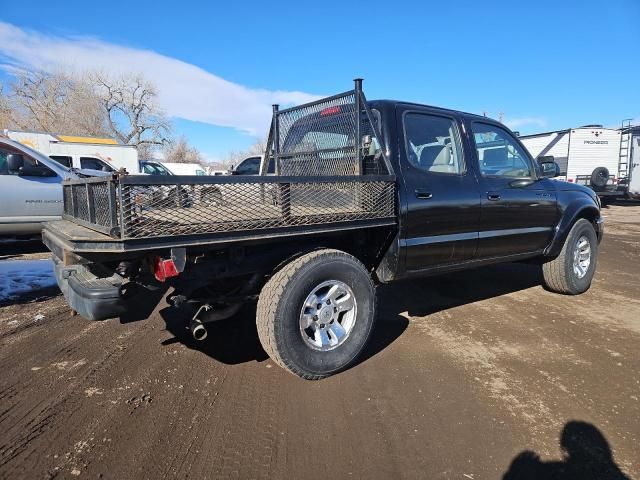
[279, 104, 385, 175]
[50, 155, 72, 168]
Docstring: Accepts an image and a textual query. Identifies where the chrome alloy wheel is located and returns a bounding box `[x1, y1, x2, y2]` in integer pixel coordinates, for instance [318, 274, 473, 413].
[573, 235, 592, 279]
[299, 280, 357, 351]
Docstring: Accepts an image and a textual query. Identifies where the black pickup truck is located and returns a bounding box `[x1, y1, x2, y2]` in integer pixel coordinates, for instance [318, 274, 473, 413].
[43, 80, 603, 379]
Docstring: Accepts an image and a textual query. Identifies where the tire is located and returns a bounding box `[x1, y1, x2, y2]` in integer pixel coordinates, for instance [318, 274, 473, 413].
[256, 249, 375, 379]
[542, 219, 598, 295]
[590, 167, 609, 189]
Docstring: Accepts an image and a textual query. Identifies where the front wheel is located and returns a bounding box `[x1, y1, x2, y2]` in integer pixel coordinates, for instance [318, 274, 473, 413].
[542, 219, 598, 294]
[256, 249, 376, 379]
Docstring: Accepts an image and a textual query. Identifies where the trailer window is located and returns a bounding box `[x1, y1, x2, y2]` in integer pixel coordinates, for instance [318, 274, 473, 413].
[80, 157, 114, 172]
[472, 123, 533, 178]
[50, 155, 72, 168]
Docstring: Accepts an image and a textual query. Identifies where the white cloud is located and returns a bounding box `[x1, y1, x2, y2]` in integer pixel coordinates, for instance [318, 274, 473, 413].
[0, 22, 320, 136]
[503, 117, 547, 129]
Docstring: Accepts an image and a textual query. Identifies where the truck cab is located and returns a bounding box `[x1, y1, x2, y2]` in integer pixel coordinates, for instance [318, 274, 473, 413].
[374, 101, 564, 276]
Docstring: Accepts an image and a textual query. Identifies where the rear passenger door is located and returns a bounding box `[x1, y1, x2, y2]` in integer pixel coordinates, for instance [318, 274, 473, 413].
[399, 110, 482, 270]
[469, 121, 559, 258]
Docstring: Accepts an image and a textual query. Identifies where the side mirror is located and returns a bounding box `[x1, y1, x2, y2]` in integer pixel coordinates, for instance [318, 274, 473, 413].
[539, 159, 560, 178]
[6, 153, 25, 173]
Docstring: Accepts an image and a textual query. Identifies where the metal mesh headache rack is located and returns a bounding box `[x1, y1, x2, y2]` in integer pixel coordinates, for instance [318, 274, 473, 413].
[61, 79, 396, 241]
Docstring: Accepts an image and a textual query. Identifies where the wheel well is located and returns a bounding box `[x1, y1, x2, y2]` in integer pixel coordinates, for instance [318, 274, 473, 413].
[575, 207, 600, 238]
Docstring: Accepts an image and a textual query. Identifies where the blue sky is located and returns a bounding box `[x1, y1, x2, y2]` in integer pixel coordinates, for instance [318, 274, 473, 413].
[1, 0, 639, 162]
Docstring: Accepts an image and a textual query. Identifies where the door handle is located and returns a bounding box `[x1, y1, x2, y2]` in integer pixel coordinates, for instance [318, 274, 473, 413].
[415, 190, 433, 200]
[487, 192, 501, 201]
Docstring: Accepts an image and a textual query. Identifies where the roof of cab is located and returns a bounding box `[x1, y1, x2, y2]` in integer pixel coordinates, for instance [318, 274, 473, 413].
[369, 99, 498, 123]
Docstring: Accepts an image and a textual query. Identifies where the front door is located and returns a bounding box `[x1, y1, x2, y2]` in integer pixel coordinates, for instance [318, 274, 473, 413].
[399, 110, 482, 270]
[468, 121, 559, 258]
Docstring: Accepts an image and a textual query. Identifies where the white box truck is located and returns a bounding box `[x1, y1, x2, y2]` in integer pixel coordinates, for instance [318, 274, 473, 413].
[520, 126, 622, 203]
[5, 130, 139, 174]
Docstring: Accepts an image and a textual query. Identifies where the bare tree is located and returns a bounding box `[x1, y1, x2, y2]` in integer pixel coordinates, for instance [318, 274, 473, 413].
[0, 83, 13, 130]
[4, 70, 107, 136]
[93, 73, 171, 152]
[162, 136, 203, 164]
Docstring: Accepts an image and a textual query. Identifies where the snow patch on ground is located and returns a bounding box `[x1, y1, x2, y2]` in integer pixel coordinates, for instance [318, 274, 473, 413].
[0, 259, 57, 301]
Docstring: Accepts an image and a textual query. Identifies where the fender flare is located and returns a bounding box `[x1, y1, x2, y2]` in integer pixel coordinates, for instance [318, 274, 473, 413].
[544, 199, 601, 257]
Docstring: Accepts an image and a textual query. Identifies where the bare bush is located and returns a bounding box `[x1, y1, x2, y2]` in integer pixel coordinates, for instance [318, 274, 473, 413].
[162, 136, 203, 164]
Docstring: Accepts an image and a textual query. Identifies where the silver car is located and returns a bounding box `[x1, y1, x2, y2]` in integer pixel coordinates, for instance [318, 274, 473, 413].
[0, 137, 106, 236]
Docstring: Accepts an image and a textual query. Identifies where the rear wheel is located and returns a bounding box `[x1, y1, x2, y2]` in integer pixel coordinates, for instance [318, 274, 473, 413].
[542, 219, 598, 294]
[256, 249, 375, 379]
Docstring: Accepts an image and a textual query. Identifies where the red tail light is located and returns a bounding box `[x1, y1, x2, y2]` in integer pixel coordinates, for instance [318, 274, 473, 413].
[568, 179, 574, 183]
[320, 106, 341, 116]
[153, 256, 179, 282]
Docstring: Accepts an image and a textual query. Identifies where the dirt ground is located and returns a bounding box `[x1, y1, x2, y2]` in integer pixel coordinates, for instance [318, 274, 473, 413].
[0, 203, 638, 480]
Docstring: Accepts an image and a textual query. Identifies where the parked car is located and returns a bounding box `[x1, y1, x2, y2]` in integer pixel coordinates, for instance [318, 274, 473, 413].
[42, 81, 603, 379]
[5, 130, 139, 174]
[0, 136, 109, 236]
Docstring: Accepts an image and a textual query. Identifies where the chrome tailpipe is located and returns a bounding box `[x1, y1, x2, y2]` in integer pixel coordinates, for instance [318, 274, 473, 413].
[190, 304, 211, 341]
[190, 318, 208, 341]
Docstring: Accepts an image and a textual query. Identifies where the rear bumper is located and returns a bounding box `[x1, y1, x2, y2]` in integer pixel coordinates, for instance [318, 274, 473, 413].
[52, 256, 128, 321]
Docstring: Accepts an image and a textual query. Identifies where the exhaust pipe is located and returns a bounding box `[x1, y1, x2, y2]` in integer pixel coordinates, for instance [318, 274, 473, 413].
[190, 318, 208, 341]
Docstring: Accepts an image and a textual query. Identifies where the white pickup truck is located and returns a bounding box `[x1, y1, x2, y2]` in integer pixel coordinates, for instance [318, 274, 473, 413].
[0, 136, 108, 236]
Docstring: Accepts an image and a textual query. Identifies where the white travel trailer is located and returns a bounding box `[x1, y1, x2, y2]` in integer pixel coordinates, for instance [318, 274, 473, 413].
[5, 130, 139, 174]
[519, 126, 622, 183]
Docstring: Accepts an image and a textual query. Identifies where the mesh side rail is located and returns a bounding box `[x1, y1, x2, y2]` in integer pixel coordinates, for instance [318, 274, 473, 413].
[62, 176, 395, 240]
[118, 178, 395, 239]
[62, 179, 120, 236]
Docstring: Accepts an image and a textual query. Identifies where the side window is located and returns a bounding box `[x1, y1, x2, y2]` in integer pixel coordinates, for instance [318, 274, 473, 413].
[472, 123, 533, 178]
[0, 147, 54, 177]
[235, 157, 260, 175]
[80, 157, 114, 172]
[50, 155, 72, 168]
[403, 113, 464, 174]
